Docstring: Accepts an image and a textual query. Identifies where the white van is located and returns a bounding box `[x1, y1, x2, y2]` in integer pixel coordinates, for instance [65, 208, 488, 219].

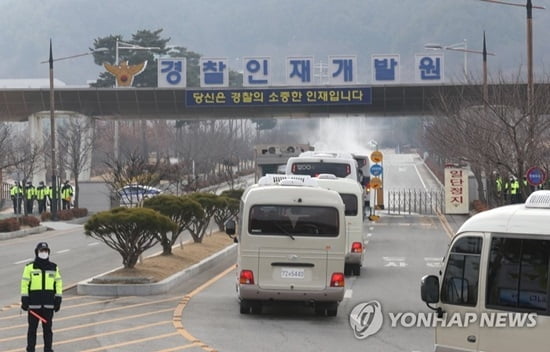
[315, 174, 365, 276]
[421, 190, 550, 352]
[225, 174, 347, 316]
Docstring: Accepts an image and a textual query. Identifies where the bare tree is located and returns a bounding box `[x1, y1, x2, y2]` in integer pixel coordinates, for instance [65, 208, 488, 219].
[426, 75, 550, 205]
[57, 117, 95, 208]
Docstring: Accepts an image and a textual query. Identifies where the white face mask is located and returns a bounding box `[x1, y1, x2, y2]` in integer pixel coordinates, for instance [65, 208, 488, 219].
[38, 252, 49, 260]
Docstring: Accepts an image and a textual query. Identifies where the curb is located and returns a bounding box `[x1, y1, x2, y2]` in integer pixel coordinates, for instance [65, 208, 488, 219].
[76, 243, 237, 296]
[0, 225, 48, 240]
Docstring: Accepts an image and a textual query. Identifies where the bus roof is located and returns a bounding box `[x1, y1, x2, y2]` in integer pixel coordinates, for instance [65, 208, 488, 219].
[457, 191, 550, 236]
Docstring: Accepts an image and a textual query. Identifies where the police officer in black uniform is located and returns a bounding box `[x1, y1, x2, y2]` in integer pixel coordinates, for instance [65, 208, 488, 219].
[21, 242, 63, 352]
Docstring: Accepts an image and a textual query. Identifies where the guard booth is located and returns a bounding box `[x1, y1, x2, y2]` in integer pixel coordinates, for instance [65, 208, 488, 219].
[254, 143, 314, 182]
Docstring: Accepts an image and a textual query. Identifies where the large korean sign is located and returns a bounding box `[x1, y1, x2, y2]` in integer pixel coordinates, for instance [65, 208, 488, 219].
[445, 166, 469, 214]
[157, 53, 449, 88]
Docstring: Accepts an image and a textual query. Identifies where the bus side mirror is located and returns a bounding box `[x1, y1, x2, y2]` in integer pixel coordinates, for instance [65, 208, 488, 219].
[420, 275, 440, 303]
[225, 219, 236, 236]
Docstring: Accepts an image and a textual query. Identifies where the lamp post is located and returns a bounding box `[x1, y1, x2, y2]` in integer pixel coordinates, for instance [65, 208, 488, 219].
[42, 40, 107, 220]
[425, 38, 495, 103]
[424, 39, 469, 77]
[479, 0, 545, 114]
[113, 39, 160, 160]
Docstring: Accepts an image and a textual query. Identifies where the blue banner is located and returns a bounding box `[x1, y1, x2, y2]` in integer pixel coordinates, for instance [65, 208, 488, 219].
[185, 87, 372, 107]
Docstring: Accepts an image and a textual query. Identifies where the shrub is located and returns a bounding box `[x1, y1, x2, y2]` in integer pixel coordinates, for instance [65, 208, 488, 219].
[40, 212, 52, 221]
[0, 218, 21, 232]
[19, 215, 40, 227]
[57, 209, 74, 221]
[71, 208, 88, 218]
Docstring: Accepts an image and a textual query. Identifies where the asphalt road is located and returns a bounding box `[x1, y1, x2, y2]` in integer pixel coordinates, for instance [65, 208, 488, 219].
[0, 151, 465, 352]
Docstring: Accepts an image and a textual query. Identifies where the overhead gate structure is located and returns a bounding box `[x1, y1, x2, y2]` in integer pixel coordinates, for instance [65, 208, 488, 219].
[387, 189, 445, 215]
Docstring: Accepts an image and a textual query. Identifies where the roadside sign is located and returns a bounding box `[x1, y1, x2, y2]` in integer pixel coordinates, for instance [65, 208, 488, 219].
[370, 151, 383, 163]
[526, 166, 546, 186]
[370, 177, 382, 189]
[370, 164, 383, 177]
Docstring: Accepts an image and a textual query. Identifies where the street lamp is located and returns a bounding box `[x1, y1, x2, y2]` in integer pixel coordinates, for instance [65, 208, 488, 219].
[424, 39, 469, 77]
[113, 39, 160, 160]
[479, 0, 545, 114]
[41, 40, 107, 220]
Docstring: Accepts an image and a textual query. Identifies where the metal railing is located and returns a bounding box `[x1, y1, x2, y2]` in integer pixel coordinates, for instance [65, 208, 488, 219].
[387, 188, 445, 215]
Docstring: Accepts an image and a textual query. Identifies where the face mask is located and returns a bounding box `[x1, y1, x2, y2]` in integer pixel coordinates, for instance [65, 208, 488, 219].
[38, 252, 49, 260]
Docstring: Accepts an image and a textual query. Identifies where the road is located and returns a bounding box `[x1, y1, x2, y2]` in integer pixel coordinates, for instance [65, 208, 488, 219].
[0, 151, 465, 351]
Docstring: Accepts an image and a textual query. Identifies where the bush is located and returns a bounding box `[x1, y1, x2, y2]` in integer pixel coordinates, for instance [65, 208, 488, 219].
[57, 209, 74, 221]
[19, 215, 40, 227]
[71, 208, 88, 218]
[0, 218, 21, 232]
[40, 212, 52, 221]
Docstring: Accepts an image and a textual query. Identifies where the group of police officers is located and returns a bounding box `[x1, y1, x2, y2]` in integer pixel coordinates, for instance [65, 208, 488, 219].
[494, 173, 540, 204]
[9, 180, 74, 215]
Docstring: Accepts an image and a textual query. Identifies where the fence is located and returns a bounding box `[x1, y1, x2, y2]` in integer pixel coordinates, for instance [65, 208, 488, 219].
[387, 188, 445, 215]
[0, 182, 10, 208]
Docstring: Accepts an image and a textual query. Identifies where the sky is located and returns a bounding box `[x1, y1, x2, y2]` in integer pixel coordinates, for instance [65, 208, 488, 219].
[0, 0, 549, 86]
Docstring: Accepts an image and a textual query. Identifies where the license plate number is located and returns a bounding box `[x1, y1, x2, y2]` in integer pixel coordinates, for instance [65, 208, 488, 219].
[280, 268, 305, 279]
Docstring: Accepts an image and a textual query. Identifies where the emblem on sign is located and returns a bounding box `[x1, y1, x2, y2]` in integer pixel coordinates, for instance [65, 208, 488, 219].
[104, 60, 148, 87]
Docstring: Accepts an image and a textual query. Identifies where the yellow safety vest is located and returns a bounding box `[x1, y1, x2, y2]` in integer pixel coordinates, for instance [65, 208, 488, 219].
[21, 262, 62, 309]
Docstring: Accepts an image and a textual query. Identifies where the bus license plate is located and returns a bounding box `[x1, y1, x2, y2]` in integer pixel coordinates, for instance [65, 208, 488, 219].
[281, 268, 305, 279]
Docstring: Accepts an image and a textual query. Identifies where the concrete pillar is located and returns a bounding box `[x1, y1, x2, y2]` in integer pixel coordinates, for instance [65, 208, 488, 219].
[80, 116, 94, 181]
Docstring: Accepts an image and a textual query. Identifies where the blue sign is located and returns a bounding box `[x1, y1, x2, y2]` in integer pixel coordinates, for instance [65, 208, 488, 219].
[526, 166, 546, 186]
[370, 164, 383, 176]
[186, 87, 372, 107]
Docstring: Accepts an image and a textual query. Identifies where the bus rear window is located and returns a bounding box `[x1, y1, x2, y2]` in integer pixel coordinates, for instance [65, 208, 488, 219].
[291, 162, 351, 178]
[249, 205, 339, 237]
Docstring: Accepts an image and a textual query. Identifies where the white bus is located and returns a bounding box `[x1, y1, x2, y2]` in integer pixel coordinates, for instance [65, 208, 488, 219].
[421, 190, 550, 352]
[225, 174, 347, 316]
[315, 174, 365, 276]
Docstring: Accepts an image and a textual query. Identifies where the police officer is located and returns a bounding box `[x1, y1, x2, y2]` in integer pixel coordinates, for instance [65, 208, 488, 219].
[21, 242, 62, 352]
[35, 181, 48, 214]
[61, 180, 73, 210]
[10, 182, 23, 214]
[24, 181, 36, 214]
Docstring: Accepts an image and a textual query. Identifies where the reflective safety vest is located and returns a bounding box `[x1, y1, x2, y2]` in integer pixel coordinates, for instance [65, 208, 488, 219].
[61, 185, 73, 201]
[510, 180, 520, 195]
[21, 261, 62, 309]
[10, 185, 22, 198]
[24, 186, 36, 199]
[35, 186, 48, 200]
[495, 177, 503, 192]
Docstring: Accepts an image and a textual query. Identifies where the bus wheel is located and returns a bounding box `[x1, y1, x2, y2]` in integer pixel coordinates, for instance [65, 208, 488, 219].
[314, 303, 327, 316]
[240, 300, 250, 314]
[326, 302, 338, 317]
[250, 301, 262, 314]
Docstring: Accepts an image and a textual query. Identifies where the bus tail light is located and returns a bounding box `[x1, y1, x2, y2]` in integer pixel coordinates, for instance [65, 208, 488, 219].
[351, 242, 363, 253]
[330, 272, 345, 287]
[239, 270, 255, 285]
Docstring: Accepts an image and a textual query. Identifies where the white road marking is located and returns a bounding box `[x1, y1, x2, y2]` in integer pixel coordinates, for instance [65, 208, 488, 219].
[88, 242, 100, 246]
[385, 261, 408, 267]
[366, 233, 373, 237]
[56, 249, 70, 254]
[424, 257, 443, 261]
[14, 258, 33, 265]
[344, 289, 353, 299]
[382, 257, 405, 262]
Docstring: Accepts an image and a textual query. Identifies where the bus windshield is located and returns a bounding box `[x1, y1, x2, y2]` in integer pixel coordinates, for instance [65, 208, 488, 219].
[249, 205, 339, 237]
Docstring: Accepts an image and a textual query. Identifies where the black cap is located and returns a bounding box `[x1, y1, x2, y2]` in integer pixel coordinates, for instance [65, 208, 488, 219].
[35, 242, 50, 255]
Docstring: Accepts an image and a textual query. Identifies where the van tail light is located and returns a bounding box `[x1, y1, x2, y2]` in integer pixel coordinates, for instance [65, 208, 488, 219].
[291, 164, 296, 173]
[351, 242, 363, 253]
[330, 272, 345, 287]
[239, 270, 255, 285]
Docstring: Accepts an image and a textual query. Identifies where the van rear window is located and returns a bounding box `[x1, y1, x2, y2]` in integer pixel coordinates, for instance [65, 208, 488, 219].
[291, 162, 351, 178]
[249, 205, 339, 237]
